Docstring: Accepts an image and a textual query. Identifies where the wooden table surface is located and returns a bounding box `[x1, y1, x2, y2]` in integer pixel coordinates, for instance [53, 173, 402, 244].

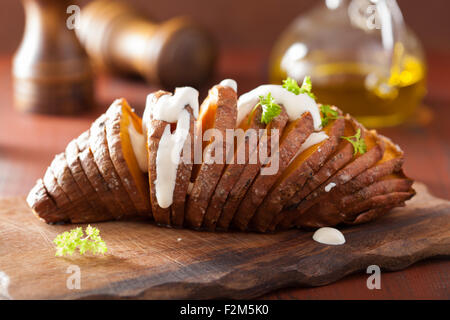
[0, 50, 449, 299]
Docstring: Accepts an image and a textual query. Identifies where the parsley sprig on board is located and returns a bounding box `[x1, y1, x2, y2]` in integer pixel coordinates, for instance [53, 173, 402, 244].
[53, 225, 107, 257]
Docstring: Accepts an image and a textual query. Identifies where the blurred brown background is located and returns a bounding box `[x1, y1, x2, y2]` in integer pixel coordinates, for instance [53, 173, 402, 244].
[1, 0, 450, 54]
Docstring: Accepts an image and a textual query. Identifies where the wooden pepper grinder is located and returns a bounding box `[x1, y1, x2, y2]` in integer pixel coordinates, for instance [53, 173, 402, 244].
[13, 0, 94, 115]
[76, 0, 216, 88]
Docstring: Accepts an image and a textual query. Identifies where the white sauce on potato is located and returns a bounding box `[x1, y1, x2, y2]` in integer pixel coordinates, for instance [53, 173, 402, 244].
[237, 85, 321, 130]
[144, 87, 199, 208]
[325, 182, 336, 192]
[155, 109, 190, 208]
[147, 87, 199, 122]
[313, 227, 346, 245]
[290, 132, 329, 163]
[219, 79, 238, 92]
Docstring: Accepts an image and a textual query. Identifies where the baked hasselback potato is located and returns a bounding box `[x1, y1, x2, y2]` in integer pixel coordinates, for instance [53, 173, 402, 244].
[27, 78, 415, 232]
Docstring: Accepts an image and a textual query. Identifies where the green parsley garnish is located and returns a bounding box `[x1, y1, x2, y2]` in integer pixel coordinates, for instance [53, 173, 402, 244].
[282, 77, 300, 95]
[248, 92, 282, 125]
[320, 104, 340, 127]
[341, 128, 367, 156]
[282, 76, 316, 100]
[53, 225, 107, 257]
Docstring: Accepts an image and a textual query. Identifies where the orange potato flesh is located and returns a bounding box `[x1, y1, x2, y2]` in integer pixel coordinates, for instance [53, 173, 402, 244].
[191, 101, 218, 182]
[119, 101, 149, 206]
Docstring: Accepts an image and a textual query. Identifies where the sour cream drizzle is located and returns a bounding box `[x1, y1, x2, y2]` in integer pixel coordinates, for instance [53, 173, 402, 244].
[237, 85, 322, 130]
[313, 227, 346, 245]
[144, 87, 199, 208]
[148, 87, 199, 122]
[325, 182, 336, 192]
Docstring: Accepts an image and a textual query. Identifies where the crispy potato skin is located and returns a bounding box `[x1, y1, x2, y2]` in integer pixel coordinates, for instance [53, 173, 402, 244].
[42, 165, 71, 221]
[185, 86, 237, 229]
[202, 107, 265, 231]
[234, 112, 315, 231]
[296, 177, 414, 227]
[170, 107, 195, 227]
[340, 176, 413, 209]
[291, 130, 385, 228]
[254, 117, 345, 233]
[216, 108, 289, 230]
[344, 191, 415, 217]
[275, 118, 359, 230]
[89, 115, 138, 218]
[27, 179, 65, 223]
[50, 153, 103, 223]
[288, 131, 409, 229]
[66, 138, 113, 221]
[77, 132, 126, 219]
[348, 205, 399, 225]
[106, 99, 151, 217]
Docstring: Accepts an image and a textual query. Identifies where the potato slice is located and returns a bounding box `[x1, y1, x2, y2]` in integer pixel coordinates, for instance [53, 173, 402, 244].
[216, 107, 289, 230]
[145, 91, 196, 227]
[291, 127, 385, 228]
[232, 111, 315, 231]
[42, 166, 71, 222]
[252, 116, 345, 232]
[27, 178, 64, 223]
[296, 173, 414, 227]
[65, 138, 113, 221]
[50, 153, 107, 223]
[105, 99, 151, 217]
[185, 85, 237, 229]
[77, 132, 126, 220]
[89, 114, 138, 217]
[202, 107, 266, 231]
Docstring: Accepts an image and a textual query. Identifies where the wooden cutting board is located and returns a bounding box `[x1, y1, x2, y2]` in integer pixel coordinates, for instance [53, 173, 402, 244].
[0, 182, 449, 300]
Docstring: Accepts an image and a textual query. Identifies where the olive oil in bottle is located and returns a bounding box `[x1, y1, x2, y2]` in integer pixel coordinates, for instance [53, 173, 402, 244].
[270, 0, 426, 128]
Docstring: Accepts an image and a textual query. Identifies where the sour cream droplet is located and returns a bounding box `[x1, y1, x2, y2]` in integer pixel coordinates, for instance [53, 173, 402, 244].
[313, 227, 346, 245]
[219, 79, 237, 92]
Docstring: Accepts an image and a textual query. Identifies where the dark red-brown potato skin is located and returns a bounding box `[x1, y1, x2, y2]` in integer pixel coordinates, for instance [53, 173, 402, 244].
[77, 130, 126, 220]
[202, 107, 265, 231]
[65, 137, 113, 221]
[27, 178, 65, 223]
[234, 112, 315, 231]
[89, 115, 138, 218]
[216, 108, 289, 231]
[146, 91, 173, 226]
[255, 117, 345, 233]
[185, 86, 237, 229]
[106, 100, 151, 217]
[171, 107, 197, 227]
[50, 152, 103, 223]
